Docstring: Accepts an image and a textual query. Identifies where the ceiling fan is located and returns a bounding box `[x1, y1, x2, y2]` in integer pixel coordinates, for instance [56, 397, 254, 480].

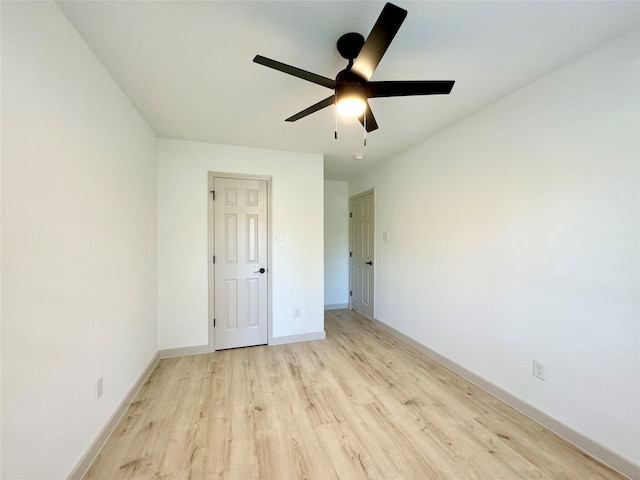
[253, 2, 455, 133]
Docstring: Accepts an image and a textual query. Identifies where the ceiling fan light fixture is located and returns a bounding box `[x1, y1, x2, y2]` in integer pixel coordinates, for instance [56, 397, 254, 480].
[335, 84, 367, 117]
[336, 97, 367, 117]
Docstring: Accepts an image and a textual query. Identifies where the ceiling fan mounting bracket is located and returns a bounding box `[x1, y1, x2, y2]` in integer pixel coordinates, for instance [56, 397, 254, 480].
[337, 32, 365, 62]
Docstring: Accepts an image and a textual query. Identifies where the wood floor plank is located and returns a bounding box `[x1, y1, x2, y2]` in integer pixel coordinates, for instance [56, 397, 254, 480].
[83, 309, 627, 479]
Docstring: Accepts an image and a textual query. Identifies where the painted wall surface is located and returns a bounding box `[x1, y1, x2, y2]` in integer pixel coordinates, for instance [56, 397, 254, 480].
[0, 3, 3, 472]
[324, 181, 349, 307]
[1, 3, 158, 478]
[349, 30, 639, 465]
[158, 139, 324, 348]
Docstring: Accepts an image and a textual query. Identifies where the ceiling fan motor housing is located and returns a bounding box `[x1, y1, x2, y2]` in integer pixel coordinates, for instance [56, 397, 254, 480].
[336, 68, 365, 90]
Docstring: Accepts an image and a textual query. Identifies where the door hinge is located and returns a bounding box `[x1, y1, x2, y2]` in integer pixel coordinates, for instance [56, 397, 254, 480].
[211, 190, 215, 201]
[212, 255, 215, 264]
[350, 290, 353, 297]
[349, 212, 353, 218]
[213, 318, 216, 327]
[350, 251, 352, 257]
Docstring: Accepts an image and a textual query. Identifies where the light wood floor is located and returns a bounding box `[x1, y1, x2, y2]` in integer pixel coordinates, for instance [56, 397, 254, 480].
[84, 309, 625, 479]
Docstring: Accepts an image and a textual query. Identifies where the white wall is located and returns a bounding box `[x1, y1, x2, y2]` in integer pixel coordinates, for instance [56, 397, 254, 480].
[350, 29, 639, 468]
[324, 181, 349, 308]
[1, 2, 158, 478]
[0, 4, 3, 473]
[158, 139, 324, 349]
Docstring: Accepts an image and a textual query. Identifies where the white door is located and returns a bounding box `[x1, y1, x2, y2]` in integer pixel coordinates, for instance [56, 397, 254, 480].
[213, 177, 268, 350]
[350, 192, 374, 319]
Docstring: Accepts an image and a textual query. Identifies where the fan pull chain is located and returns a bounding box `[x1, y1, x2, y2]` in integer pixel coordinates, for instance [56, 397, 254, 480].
[363, 114, 367, 147]
[334, 108, 338, 140]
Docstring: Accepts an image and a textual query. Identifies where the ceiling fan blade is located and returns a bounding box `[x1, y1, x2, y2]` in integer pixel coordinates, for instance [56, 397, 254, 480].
[358, 101, 379, 132]
[367, 80, 455, 98]
[285, 95, 336, 122]
[351, 3, 407, 81]
[253, 55, 336, 89]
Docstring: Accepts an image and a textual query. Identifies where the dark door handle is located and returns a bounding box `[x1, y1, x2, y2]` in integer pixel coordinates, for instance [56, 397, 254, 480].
[254, 268, 266, 274]
[365, 261, 373, 265]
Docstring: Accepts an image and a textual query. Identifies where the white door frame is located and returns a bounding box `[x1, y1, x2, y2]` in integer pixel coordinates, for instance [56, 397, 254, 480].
[208, 172, 273, 349]
[349, 189, 375, 320]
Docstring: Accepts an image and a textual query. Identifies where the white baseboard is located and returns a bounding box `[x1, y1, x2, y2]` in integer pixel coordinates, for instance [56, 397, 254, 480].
[372, 318, 639, 480]
[67, 352, 161, 480]
[160, 333, 329, 353]
[158, 343, 216, 359]
[324, 303, 349, 310]
[269, 330, 326, 345]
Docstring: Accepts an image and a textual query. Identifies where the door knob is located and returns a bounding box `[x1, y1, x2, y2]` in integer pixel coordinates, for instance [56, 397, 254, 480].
[365, 261, 373, 265]
[254, 267, 266, 274]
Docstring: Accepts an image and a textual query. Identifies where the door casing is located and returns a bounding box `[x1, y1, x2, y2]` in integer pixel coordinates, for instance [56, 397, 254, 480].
[208, 172, 272, 349]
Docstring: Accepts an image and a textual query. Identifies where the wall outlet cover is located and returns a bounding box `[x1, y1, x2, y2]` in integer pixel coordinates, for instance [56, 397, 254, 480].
[533, 359, 545, 381]
[96, 376, 104, 399]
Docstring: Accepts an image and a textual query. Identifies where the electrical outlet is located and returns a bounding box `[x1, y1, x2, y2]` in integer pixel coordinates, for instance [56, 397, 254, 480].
[533, 359, 545, 381]
[96, 377, 104, 399]
[293, 307, 301, 318]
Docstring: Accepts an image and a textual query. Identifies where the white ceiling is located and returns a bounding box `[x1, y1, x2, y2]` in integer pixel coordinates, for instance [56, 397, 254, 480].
[57, 1, 639, 180]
